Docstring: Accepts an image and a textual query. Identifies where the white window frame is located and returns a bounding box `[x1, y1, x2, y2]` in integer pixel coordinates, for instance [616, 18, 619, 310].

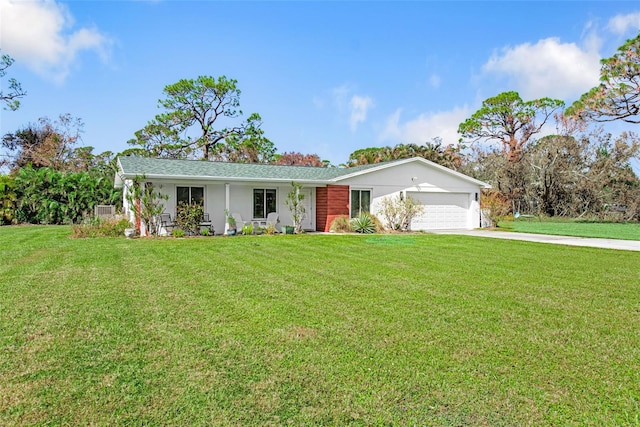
[350, 188, 372, 218]
[177, 186, 205, 206]
[253, 188, 277, 220]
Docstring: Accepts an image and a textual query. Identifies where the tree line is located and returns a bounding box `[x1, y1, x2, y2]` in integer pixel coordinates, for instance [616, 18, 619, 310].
[0, 114, 122, 225]
[457, 33, 640, 221]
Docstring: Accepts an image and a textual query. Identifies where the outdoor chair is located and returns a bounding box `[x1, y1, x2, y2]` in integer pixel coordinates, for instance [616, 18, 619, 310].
[263, 212, 279, 231]
[200, 212, 213, 232]
[231, 213, 249, 230]
[266, 212, 279, 226]
[159, 213, 174, 234]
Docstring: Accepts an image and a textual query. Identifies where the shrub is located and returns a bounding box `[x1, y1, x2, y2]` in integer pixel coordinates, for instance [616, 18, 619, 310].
[482, 189, 511, 227]
[175, 202, 204, 235]
[351, 213, 376, 234]
[369, 214, 385, 233]
[330, 215, 352, 233]
[71, 217, 131, 238]
[14, 166, 122, 225]
[264, 223, 277, 235]
[242, 223, 253, 235]
[0, 175, 17, 225]
[200, 227, 210, 236]
[378, 193, 423, 231]
[172, 228, 185, 238]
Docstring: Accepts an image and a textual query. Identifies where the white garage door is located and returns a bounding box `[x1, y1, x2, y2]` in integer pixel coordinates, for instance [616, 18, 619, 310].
[409, 192, 470, 230]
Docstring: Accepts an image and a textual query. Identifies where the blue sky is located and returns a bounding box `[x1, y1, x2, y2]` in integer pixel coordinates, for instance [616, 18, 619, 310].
[1, 1, 640, 166]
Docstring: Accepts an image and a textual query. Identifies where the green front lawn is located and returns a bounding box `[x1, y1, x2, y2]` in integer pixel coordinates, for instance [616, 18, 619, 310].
[1, 227, 639, 425]
[498, 219, 640, 240]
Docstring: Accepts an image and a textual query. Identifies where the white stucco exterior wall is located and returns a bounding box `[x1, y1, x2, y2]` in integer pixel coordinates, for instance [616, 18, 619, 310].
[338, 161, 483, 230]
[138, 179, 316, 235]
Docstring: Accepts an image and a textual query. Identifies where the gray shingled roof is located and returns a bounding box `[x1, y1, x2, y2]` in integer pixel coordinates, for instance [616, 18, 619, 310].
[117, 156, 383, 183]
[115, 156, 490, 189]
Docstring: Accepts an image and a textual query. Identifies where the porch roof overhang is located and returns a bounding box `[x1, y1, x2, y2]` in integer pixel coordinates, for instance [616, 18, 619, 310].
[115, 172, 331, 187]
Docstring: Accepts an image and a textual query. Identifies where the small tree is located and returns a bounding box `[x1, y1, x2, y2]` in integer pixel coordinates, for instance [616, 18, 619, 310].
[481, 189, 511, 227]
[125, 176, 168, 236]
[285, 182, 306, 233]
[377, 193, 423, 231]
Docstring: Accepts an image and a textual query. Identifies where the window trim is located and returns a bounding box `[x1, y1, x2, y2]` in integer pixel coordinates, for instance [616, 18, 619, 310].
[350, 188, 372, 218]
[252, 188, 277, 220]
[176, 186, 205, 206]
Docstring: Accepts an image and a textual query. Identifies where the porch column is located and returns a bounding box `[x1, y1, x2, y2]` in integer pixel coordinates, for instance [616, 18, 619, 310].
[224, 183, 230, 235]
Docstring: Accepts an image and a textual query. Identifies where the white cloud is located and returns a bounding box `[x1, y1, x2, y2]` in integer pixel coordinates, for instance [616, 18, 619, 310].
[429, 73, 441, 89]
[608, 12, 640, 35]
[349, 95, 373, 132]
[329, 85, 374, 132]
[482, 37, 601, 100]
[0, 0, 111, 82]
[379, 106, 470, 146]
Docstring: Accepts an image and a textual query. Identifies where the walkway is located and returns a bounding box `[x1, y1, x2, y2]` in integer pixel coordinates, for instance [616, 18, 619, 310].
[430, 229, 640, 252]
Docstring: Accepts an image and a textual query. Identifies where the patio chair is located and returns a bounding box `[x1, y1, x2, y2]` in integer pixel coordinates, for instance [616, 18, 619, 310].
[200, 212, 213, 232]
[266, 212, 279, 226]
[231, 213, 249, 230]
[264, 212, 279, 231]
[159, 213, 174, 233]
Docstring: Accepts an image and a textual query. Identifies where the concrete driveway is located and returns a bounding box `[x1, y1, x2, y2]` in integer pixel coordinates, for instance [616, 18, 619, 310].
[431, 229, 640, 252]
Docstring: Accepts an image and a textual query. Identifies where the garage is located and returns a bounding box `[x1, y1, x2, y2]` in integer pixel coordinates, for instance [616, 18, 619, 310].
[408, 192, 470, 230]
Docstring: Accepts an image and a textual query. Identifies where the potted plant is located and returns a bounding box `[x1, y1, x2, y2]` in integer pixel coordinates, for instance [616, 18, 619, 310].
[225, 209, 237, 235]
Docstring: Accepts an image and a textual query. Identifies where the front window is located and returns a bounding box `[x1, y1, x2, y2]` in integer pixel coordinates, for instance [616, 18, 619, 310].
[253, 189, 277, 219]
[351, 189, 371, 218]
[177, 186, 204, 205]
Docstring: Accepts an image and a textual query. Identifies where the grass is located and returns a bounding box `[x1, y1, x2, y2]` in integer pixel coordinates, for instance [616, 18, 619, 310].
[498, 219, 640, 241]
[1, 226, 639, 425]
